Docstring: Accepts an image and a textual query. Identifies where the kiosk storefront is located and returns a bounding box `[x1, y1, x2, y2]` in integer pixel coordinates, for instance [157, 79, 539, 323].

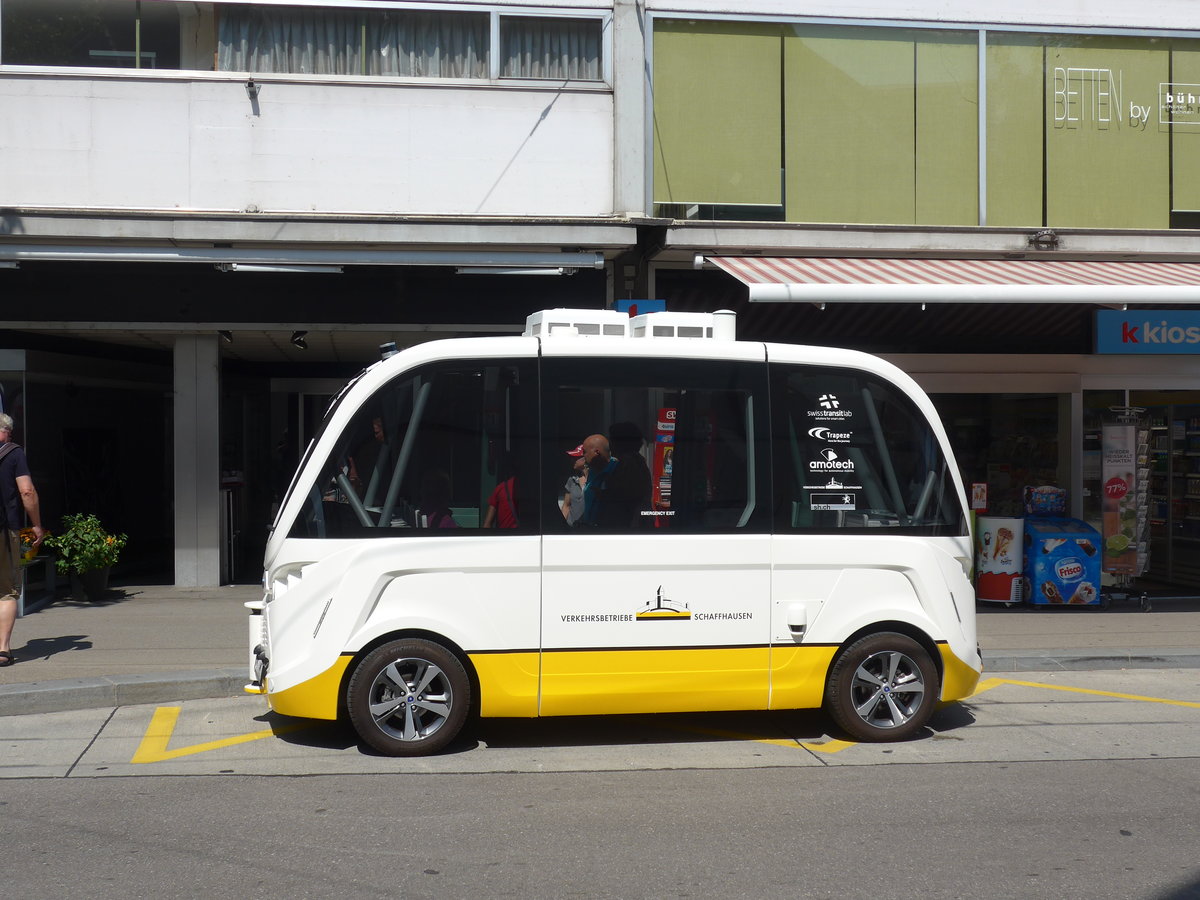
[651, 262, 1200, 593]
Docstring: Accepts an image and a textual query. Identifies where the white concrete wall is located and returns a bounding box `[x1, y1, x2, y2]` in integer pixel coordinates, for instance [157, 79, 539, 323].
[648, 0, 1200, 29]
[0, 74, 615, 216]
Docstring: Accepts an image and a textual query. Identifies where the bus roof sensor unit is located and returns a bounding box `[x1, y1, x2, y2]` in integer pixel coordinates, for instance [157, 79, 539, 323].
[523, 308, 737, 340]
[630, 309, 736, 340]
[523, 308, 630, 338]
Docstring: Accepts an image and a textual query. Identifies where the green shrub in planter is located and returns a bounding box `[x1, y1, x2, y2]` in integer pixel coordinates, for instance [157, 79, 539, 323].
[43, 513, 128, 575]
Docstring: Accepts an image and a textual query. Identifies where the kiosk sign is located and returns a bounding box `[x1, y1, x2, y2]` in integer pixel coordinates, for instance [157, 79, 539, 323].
[1096, 310, 1200, 354]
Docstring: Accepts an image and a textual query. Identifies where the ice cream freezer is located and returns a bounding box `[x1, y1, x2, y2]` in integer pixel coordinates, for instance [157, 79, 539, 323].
[976, 516, 1024, 604]
[1022, 517, 1104, 607]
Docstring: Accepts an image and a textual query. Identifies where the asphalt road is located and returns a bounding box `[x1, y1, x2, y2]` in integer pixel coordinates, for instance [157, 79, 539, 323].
[4, 668, 1199, 898]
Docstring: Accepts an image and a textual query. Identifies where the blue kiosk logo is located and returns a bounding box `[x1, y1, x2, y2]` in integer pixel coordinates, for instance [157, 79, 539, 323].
[1096, 310, 1200, 354]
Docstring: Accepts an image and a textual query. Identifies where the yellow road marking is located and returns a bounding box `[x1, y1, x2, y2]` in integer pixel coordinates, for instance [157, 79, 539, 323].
[970, 677, 1200, 709]
[131, 706, 303, 764]
[666, 724, 857, 754]
[802, 739, 857, 754]
[133, 677, 1194, 766]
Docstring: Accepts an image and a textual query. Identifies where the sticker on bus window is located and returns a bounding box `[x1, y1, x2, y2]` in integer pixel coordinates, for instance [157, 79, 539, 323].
[807, 393, 854, 420]
[805, 476, 862, 492]
[811, 492, 857, 511]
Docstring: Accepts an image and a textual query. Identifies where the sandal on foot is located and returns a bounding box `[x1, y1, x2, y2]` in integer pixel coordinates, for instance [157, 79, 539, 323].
[0, 651, 14, 667]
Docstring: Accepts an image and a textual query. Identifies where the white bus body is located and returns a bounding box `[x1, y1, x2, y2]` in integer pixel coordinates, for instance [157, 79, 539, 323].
[248, 309, 981, 755]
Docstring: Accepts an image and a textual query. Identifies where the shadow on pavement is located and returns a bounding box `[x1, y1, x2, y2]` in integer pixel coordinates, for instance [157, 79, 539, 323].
[14, 633, 93, 660]
[47, 587, 140, 608]
[255, 705, 979, 757]
[928, 701, 977, 734]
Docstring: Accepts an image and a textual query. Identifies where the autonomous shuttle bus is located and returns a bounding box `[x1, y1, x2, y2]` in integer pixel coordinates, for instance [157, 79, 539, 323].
[247, 308, 981, 755]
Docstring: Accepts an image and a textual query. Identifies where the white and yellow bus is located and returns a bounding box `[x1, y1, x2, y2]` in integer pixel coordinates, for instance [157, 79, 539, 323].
[248, 308, 980, 755]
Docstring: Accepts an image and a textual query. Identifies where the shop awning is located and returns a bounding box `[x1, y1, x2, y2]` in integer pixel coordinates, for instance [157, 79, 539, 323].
[704, 256, 1200, 304]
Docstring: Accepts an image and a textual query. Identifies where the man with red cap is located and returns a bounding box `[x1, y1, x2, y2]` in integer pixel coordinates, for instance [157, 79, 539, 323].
[560, 442, 587, 525]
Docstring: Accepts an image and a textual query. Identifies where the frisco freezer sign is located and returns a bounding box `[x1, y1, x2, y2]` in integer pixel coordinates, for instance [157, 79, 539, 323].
[1096, 310, 1200, 354]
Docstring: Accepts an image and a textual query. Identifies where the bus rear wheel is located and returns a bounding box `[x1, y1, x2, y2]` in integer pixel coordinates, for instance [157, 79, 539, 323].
[347, 639, 470, 756]
[824, 632, 938, 742]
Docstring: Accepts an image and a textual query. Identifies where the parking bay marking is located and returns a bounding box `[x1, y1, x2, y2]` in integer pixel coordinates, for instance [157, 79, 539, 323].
[659, 724, 856, 754]
[132, 678, 1194, 765]
[970, 677, 1200, 708]
[131, 706, 307, 764]
[130, 704, 857, 764]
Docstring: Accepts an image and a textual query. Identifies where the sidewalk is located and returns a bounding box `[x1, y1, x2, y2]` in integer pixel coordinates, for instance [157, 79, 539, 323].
[1, 584, 255, 717]
[2, 584, 1199, 717]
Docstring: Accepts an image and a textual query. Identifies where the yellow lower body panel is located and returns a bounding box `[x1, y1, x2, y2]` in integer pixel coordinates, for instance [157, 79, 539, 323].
[938, 644, 983, 702]
[538, 646, 770, 716]
[768, 645, 839, 710]
[470, 651, 540, 718]
[267, 655, 353, 720]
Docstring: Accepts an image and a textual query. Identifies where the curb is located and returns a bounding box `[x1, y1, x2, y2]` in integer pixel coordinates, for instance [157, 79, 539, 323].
[0, 668, 247, 717]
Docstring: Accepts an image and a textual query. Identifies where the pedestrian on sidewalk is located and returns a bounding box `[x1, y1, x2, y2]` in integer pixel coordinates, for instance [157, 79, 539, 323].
[0, 413, 45, 667]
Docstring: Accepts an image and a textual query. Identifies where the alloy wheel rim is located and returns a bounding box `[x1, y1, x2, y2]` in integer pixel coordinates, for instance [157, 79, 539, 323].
[849, 649, 926, 729]
[368, 658, 453, 741]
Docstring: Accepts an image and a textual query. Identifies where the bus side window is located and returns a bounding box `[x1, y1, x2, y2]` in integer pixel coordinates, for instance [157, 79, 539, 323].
[288, 359, 537, 538]
[540, 357, 770, 534]
[770, 363, 966, 536]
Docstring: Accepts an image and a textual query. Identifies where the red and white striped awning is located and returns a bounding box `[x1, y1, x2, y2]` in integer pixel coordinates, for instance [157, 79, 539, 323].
[705, 256, 1200, 304]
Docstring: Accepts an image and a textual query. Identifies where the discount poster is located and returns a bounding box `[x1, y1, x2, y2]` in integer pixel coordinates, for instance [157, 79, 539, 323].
[1100, 423, 1138, 575]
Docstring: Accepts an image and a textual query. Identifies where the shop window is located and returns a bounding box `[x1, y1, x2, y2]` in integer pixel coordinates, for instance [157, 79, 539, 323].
[772, 364, 966, 535]
[541, 357, 770, 534]
[290, 360, 537, 539]
[932, 394, 1065, 519]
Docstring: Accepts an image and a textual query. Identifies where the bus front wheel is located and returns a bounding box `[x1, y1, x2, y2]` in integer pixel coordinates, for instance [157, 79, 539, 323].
[824, 632, 938, 742]
[347, 639, 471, 756]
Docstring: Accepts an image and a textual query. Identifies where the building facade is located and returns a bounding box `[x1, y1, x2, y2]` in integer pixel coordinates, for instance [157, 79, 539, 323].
[4, 0, 1200, 587]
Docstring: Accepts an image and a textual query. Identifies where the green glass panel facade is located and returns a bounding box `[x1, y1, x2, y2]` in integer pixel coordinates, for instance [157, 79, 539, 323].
[915, 33, 979, 225]
[652, 20, 783, 206]
[1044, 36, 1169, 228]
[985, 34, 1044, 226]
[652, 18, 1200, 229]
[1169, 49, 1200, 215]
[784, 27, 916, 224]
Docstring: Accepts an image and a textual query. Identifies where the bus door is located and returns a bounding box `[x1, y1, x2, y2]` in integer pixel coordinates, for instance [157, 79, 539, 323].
[538, 353, 773, 716]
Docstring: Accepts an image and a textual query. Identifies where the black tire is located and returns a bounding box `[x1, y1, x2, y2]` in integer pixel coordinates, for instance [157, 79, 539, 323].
[824, 632, 939, 742]
[346, 639, 471, 756]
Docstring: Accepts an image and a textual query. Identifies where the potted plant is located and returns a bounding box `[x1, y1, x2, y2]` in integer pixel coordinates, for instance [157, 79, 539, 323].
[44, 513, 128, 601]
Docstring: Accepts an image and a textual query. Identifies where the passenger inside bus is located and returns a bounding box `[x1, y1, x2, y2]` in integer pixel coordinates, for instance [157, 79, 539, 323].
[483, 452, 519, 528]
[418, 469, 457, 529]
[578, 432, 647, 529]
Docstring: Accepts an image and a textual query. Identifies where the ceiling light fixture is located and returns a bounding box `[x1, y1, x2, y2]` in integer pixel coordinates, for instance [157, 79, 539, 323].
[218, 330, 233, 343]
[454, 266, 575, 276]
[290, 331, 308, 350]
[216, 263, 344, 274]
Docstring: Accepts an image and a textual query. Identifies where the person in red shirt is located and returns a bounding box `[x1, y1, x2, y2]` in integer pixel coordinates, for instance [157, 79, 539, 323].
[483, 453, 519, 529]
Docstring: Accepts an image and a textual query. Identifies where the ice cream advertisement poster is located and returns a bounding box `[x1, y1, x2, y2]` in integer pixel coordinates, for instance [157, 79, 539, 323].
[1101, 424, 1138, 574]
